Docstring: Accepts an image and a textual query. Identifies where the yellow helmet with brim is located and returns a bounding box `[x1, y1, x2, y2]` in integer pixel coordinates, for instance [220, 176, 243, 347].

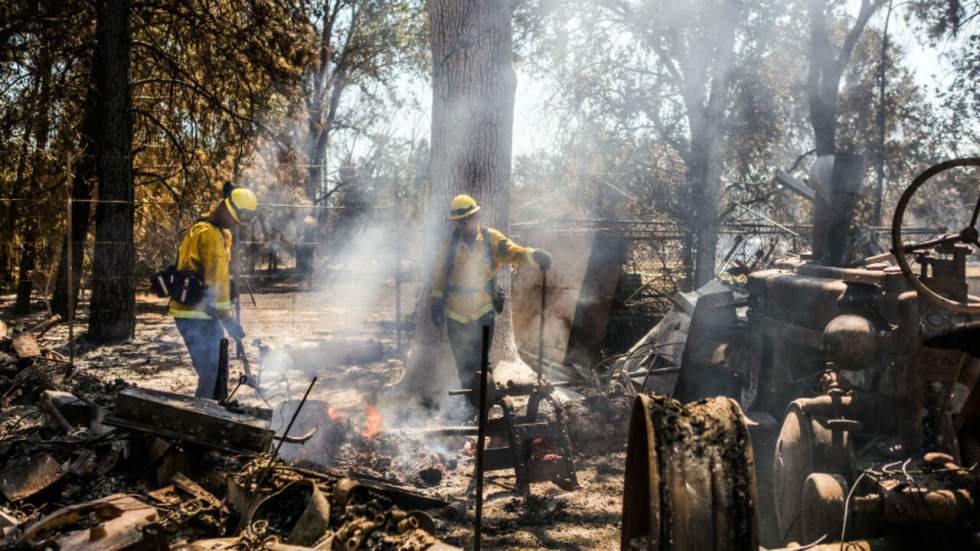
[449, 194, 480, 220]
[225, 187, 257, 225]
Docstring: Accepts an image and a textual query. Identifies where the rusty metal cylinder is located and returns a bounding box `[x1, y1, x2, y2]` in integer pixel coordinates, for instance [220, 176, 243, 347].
[792, 392, 917, 440]
[855, 484, 974, 525]
[767, 539, 891, 551]
[621, 394, 758, 551]
[823, 314, 877, 370]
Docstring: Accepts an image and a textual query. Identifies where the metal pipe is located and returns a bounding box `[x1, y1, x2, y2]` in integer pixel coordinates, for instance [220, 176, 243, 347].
[66, 154, 74, 368]
[214, 338, 229, 402]
[257, 376, 317, 488]
[395, 234, 402, 354]
[473, 325, 491, 551]
[391, 426, 479, 437]
[538, 270, 547, 384]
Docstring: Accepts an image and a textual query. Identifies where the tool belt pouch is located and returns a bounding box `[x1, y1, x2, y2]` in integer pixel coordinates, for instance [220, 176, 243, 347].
[151, 266, 207, 305]
[493, 285, 506, 313]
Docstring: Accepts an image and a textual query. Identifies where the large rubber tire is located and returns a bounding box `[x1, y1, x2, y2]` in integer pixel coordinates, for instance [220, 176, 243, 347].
[621, 394, 759, 551]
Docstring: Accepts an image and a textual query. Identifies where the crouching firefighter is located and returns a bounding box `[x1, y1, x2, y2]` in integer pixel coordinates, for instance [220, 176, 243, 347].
[429, 194, 553, 410]
[165, 184, 257, 398]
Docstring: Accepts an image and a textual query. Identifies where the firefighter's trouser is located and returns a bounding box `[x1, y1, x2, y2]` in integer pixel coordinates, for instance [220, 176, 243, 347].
[446, 312, 495, 410]
[175, 318, 223, 398]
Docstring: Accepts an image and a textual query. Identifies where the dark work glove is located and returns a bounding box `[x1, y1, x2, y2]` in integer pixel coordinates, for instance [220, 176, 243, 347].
[532, 249, 553, 272]
[430, 302, 446, 327]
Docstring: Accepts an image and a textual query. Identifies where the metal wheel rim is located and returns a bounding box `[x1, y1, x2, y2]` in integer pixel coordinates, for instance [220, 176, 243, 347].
[891, 157, 980, 315]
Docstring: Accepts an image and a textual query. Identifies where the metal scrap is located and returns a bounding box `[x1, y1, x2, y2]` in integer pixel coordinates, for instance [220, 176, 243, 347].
[16, 493, 166, 550]
[171, 472, 228, 514]
[0, 452, 65, 501]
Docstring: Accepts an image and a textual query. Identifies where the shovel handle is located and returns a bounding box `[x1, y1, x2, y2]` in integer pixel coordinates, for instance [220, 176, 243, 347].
[537, 270, 547, 384]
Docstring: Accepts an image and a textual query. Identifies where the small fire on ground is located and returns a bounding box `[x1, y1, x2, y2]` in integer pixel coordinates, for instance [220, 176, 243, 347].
[362, 404, 383, 439]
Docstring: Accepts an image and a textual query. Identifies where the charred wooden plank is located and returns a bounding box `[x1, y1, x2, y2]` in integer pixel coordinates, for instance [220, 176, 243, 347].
[106, 387, 273, 454]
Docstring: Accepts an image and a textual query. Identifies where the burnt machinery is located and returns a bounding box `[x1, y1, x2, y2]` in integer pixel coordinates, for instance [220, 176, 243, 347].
[436, 381, 578, 498]
[621, 157, 980, 550]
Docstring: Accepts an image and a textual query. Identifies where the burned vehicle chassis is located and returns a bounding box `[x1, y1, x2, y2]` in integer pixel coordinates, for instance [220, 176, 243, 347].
[622, 157, 980, 550]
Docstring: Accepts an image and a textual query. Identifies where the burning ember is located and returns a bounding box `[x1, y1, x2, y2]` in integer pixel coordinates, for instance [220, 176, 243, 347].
[362, 404, 383, 439]
[326, 405, 343, 422]
[531, 437, 562, 462]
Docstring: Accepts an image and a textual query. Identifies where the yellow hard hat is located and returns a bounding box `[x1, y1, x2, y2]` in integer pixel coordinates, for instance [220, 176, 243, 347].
[449, 194, 480, 220]
[225, 187, 257, 225]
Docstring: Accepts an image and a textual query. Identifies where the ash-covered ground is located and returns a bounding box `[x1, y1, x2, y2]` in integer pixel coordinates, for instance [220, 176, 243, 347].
[0, 268, 630, 550]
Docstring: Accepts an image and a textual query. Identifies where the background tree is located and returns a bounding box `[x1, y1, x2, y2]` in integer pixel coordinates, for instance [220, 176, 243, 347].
[404, 0, 532, 399]
[86, 0, 134, 340]
[297, 0, 424, 218]
[806, 0, 886, 156]
[520, 0, 793, 287]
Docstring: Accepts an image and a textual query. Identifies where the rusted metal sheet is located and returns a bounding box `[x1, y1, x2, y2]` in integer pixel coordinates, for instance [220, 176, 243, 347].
[512, 229, 627, 367]
[0, 453, 65, 501]
[106, 387, 273, 454]
[17, 494, 164, 550]
[753, 314, 824, 350]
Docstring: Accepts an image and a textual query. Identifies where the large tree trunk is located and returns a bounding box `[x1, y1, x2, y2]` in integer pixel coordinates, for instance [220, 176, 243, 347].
[87, 0, 135, 340]
[0, 116, 16, 289]
[50, 145, 95, 321]
[14, 50, 53, 314]
[806, 0, 839, 157]
[401, 0, 522, 403]
[4, 136, 29, 301]
[687, 0, 736, 288]
[0, 200, 14, 290]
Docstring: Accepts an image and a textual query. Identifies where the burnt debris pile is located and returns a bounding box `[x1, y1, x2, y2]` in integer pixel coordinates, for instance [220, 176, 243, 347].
[0, 323, 459, 550]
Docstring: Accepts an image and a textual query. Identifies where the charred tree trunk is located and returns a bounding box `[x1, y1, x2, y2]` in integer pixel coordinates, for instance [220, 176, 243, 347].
[4, 135, 29, 301]
[87, 0, 134, 340]
[14, 50, 53, 314]
[50, 137, 95, 321]
[402, 0, 521, 399]
[0, 200, 14, 290]
[0, 115, 16, 289]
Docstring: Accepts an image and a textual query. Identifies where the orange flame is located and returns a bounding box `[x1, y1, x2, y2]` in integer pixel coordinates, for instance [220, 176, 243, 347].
[362, 404, 383, 439]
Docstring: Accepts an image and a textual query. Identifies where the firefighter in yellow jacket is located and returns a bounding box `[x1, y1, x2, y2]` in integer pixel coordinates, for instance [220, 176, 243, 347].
[170, 184, 257, 397]
[430, 194, 552, 407]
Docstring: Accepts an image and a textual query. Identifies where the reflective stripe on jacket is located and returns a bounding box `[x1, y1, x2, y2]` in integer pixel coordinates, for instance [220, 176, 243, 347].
[168, 218, 233, 319]
[430, 226, 539, 323]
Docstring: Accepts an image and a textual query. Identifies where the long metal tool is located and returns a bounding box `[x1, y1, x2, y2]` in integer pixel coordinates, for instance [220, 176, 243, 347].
[256, 376, 317, 488]
[473, 325, 491, 551]
[537, 270, 547, 384]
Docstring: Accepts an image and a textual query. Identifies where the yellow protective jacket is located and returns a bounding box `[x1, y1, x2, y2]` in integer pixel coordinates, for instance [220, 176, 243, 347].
[430, 226, 540, 323]
[168, 218, 233, 320]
